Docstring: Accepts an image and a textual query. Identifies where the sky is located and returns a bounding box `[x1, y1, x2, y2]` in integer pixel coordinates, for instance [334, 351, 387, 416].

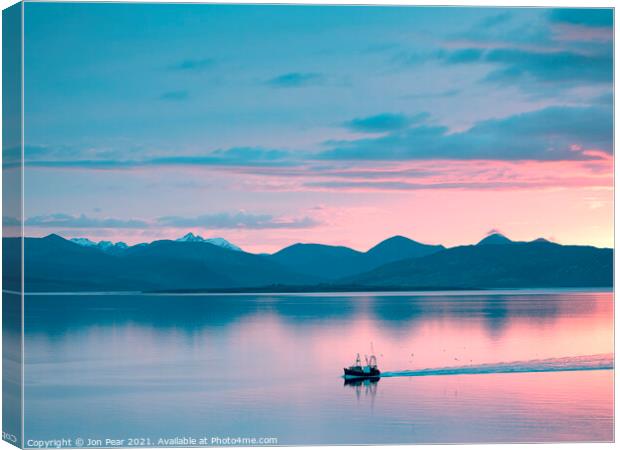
[20, 3, 613, 253]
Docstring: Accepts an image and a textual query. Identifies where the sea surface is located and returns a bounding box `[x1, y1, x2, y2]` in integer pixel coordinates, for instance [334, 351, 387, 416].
[23, 289, 613, 445]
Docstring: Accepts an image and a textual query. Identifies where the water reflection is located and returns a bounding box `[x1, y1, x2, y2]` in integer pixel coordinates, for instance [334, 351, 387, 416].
[23, 290, 613, 444]
[3, 292, 22, 444]
[344, 377, 379, 408]
[25, 290, 603, 339]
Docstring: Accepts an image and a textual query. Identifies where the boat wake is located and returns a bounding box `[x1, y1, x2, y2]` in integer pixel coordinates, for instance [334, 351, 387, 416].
[381, 353, 613, 378]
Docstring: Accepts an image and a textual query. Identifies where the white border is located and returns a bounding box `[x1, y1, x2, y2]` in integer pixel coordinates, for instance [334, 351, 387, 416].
[0, 2, 615, 450]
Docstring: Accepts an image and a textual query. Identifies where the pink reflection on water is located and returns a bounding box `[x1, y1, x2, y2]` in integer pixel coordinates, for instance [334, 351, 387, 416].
[226, 292, 613, 377]
[362, 370, 614, 442]
[25, 291, 613, 443]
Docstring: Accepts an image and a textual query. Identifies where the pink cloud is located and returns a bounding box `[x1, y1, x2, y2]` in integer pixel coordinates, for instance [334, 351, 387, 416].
[552, 24, 613, 43]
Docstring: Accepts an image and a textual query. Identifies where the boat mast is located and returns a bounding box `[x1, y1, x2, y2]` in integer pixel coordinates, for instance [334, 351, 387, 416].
[369, 342, 377, 368]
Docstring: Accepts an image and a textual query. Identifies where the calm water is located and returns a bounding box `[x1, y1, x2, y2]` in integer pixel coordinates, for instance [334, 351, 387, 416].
[24, 290, 613, 445]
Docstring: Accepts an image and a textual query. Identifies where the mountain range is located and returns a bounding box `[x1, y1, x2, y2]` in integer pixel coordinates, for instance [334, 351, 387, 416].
[69, 232, 243, 254]
[4, 232, 613, 292]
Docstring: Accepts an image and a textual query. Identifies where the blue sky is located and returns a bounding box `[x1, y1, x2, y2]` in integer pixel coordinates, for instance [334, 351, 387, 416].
[22, 4, 613, 252]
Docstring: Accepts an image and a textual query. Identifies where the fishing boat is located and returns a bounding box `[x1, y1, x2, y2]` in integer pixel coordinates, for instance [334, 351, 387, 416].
[343, 352, 381, 379]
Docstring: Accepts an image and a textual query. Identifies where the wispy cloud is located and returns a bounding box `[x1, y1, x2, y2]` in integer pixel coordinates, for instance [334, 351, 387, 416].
[322, 105, 612, 162]
[548, 8, 613, 28]
[444, 48, 485, 64]
[482, 47, 612, 84]
[25, 211, 320, 231]
[344, 112, 429, 133]
[303, 171, 612, 192]
[25, 213, 149, 229]
[438, 46, 612, 85]
[266, 72, 324, 88]
[23, 103, 612, 173]
[170, 57, 215, 72]
[157, 212, 319, 229]
[403, 89, 460, 100]
[486, 228, 504, 236]
[22, 98, 613, 182]
[24, 146, 296, 170]
[3, 216, 21, 226]
[391, 8, 612, 96]
[303, 180, 548, 191]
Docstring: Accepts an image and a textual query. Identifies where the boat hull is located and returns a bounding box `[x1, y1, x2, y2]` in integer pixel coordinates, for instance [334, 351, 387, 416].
[344, 377, 380, 386]
[343, 367, 381, 378]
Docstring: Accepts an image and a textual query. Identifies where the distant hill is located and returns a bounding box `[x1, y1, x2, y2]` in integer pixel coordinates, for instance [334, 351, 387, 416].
[477, 232, 513, 246]
[10, 233, 613, 292]
[366, 235, 445, 266]
[267, 236, 444, 279]
[25, 234, 135, 291]
[346, 240, 612, 288]
[3, 236, 21, 291]
[20, 235, 314, 292]
[268, 243, 366, 279]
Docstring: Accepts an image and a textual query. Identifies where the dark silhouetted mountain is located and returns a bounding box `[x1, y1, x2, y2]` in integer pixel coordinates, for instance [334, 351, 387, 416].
[121, 239, 309, 288]
[267, 236, 444, 279]
[346, 240, 612, 288]
[477, 233, 513, 245]
[24, 234, 134, 291]
[268, 243, 367, 279]
[3, 235, 21, 291]
[19, 235, 314, 292]
[366, 235, 445, 266]
[12, 233, 612, 292]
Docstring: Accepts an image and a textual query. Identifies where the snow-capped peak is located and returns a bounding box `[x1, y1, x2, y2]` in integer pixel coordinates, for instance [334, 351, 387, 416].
[176, 232, 206, 243]
[175, 233, 242, 251]
[98, 240, 114, 249]
[71, 238, 129, 253]
[71, 238, 97, 247]
[205, 237, 242, 252]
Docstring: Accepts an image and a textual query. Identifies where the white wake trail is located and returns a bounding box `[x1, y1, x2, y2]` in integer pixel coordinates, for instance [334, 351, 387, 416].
[380, 354, 613, 378]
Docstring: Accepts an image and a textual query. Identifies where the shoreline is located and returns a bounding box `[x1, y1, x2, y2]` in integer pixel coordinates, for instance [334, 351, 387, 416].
[14, 286, 614, 296]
